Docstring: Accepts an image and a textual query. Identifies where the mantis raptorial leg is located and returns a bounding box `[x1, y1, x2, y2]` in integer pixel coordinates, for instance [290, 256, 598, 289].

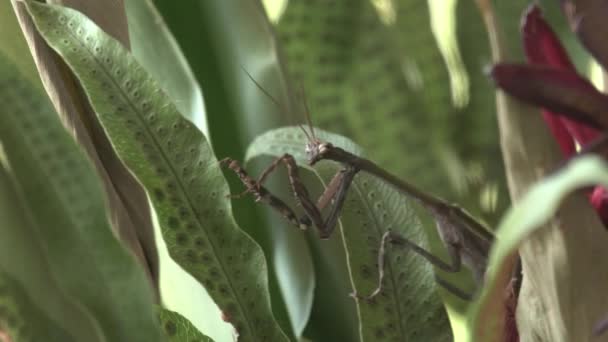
[220, 156, 357, 239]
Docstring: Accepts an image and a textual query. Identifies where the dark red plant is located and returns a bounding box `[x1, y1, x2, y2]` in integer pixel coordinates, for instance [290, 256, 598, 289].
[491, 5, 608, 225]
[490, 4, 608, 340]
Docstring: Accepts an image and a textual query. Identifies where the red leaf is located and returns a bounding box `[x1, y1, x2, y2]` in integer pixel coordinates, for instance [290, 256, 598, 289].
[521, 4, 601, 149]
[522, 5, 575, 71]
[491, 64, 608, 130]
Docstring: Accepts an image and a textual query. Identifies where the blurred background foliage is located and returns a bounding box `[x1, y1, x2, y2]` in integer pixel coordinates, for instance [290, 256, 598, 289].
[0, 0, 600, 341]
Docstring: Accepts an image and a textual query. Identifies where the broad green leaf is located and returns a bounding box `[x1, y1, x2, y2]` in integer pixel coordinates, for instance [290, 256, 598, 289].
[124, 1, 228, 338]
[468, 156, 608, 342]
[24, 2, 288, 341]
[246, 127, 452, 341]
[0, 160, 98, 342]
[151, 1, 315, 338]
[0, 45, 161, 342]
[126, 0, 208, 134]
[0, 272, 73, 342]
[159, 308, 214, 342]
[152, 212, 233, 342]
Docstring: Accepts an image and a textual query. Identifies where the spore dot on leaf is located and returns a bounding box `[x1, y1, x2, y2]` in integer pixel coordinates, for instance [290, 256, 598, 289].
[167, 216, 180, 229]
[360, 265, 372, 279]
[219, 285, 229, 296]
[203, 278, 215, 291]
[200, 253, 212, 263]
[194, 237, 205, 248]
[178, 207, 189, 219]
[153, 188, 165, 201]
[176, 233, 188, 246]
[155, 167, 167, 176]
[185, 249, 196, 263]
[163, 320, 177, 336]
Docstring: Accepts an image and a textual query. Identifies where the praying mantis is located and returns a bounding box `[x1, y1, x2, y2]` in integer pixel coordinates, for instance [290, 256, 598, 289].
[220, 75, 496, 300]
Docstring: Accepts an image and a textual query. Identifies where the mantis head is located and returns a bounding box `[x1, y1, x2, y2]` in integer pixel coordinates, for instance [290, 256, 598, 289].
[300, 123, 332, 166]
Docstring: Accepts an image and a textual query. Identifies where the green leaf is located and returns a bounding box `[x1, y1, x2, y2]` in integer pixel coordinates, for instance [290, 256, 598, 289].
[124, 2, 230, 339]
[152, 213, 233, 342]
[24, 2, 288, 341]
[159, 308, 214, 342]
[126, 0, 207, 134]
[0, 45, 161, 342]
[246, 127, 452, 341]
[0, 161, 99, 342]
[0, 272, 73, 342]
[469, 156, 608, 342]
[151, 1, 315, 339]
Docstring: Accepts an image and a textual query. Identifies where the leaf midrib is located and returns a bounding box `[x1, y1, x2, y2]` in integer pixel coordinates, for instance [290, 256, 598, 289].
[349, 176, 407, 339]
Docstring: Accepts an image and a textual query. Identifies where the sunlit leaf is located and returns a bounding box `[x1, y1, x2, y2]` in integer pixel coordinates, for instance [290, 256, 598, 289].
[24, 2, 289, 341]
[159, 308, 214, 342]
[151, 1, 316, 338]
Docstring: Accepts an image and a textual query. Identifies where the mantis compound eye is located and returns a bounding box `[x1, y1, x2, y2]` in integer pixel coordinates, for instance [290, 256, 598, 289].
[305, 142, 316, 161]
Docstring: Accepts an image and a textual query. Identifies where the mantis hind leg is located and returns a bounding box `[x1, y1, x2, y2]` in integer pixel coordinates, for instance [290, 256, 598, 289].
[435, 276, 474, 301]
[356, 230, 466, 300]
